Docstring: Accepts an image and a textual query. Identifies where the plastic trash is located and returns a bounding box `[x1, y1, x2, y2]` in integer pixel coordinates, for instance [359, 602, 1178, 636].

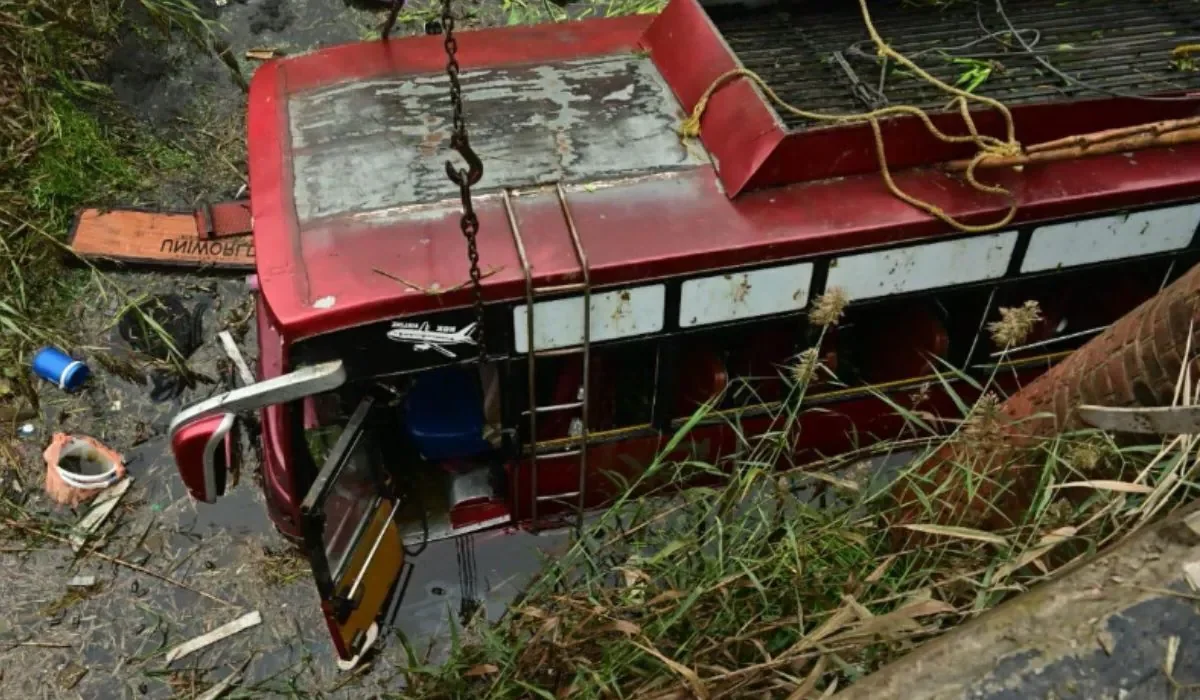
[31, 347, 90, 392]
[43, 433, 126, 506]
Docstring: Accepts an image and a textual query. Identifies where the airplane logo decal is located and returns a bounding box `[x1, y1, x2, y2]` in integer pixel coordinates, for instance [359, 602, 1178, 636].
[386, 321, 477, 358]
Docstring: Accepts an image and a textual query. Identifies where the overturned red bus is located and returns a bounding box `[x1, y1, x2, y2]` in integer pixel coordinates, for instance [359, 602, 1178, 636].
[169, 0, 1200, 666]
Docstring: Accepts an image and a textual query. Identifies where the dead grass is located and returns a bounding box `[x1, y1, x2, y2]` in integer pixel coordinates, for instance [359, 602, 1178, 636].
[987, 300, 1044, 347]
[254, 544, 310, 588]
[808, 287, 848, 328]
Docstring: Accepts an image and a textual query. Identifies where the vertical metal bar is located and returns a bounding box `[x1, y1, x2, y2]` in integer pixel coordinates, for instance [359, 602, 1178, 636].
[502, 190, 539, 526]
[556, 183, 589, 532]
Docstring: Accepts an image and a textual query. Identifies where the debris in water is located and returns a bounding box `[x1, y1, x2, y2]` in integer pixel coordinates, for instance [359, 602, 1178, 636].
[1185, 510, 1200, 538]
[116, 293, 207, 401]
[43, 434, 127, 507]
[1183, 561, 1200, 592]
[246, 48, 282, 60]
[56, 661, 87, 689]
[165, 611, 263, 664]
[18, 423, 35, 439]
[219, 331, 255, 385]
[67, 575, 97, 589]
[197, 657, 253, 700]
[31, 346, 90, 392]
[69, 478, 132, 552]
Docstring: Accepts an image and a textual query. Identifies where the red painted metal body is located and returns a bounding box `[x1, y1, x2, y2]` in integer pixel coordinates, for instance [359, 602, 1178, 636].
[236, 0, 1200, 541]
[170, 413, 237, 503]
[248, 2, 1200, 344]
[644, 0, 1200, 194]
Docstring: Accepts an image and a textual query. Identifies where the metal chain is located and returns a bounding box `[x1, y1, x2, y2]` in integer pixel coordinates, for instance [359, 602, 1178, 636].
[441, 0, 487, 362]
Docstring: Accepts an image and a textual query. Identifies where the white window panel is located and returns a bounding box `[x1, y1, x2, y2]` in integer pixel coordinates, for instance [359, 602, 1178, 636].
[1021, 203, 1200, 274]
[679, 261, 814, 328]
[512, 284, 665, 353]
[827, 231, 1018, 301]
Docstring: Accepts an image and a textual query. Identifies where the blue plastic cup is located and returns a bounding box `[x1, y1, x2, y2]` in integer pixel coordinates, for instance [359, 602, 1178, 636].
[32, 347, 90, 392]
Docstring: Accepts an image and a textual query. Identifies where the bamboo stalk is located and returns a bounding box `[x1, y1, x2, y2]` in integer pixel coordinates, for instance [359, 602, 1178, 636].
[1025, 116, 1200, 155]
[945, 126, 1200, 172]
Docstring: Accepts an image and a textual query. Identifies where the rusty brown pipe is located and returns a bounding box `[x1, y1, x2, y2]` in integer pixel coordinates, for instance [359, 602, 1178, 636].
[889, 260, 1200, 533]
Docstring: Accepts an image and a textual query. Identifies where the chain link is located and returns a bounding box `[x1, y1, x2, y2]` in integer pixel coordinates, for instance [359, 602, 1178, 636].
[441, 0, 487, 363]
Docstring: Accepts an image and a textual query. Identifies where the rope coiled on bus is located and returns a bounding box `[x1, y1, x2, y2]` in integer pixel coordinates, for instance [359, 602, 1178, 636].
[678, 0, 1024, 234]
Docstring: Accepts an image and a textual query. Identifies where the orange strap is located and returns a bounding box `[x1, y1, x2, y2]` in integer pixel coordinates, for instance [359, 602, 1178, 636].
[194, 200, 252, 240]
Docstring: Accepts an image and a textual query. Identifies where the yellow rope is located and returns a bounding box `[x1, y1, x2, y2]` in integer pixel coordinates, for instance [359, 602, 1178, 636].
[678, 0, 1024, 234]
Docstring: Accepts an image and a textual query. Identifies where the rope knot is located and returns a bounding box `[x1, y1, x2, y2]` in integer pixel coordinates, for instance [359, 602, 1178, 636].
[989, 141, 1023, 158]
[678, 114, 702, 139]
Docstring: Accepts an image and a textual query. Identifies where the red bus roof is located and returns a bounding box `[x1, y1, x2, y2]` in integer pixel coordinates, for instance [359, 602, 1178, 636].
[249, 1, 1200, 342]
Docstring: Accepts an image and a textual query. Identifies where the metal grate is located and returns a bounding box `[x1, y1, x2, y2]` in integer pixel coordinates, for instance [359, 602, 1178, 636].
[708, 0, 1200, 130]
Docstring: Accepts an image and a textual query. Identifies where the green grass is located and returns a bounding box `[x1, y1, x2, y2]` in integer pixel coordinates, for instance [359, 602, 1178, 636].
[389, 315, 1195, 699]
[28, 93, 143, 220]
[0, 0, 241, 406]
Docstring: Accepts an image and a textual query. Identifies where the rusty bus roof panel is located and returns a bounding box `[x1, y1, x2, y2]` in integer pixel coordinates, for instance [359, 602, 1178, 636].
[288, 54, 707, 224]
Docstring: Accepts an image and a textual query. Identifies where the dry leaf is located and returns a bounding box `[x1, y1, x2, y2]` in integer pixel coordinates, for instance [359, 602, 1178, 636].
[900, 524, 1010, 546]
[792, 606, 855, 654]
[899, 587, 933, 608]
[520, 607, 548, 619]
[538, 617, 560, 636]
[841, 594, 874, 621]
[864, 555, 896, 584]
[465, 664, 499, 677]
[825, 598, 955, 644]
[995, 526, 1077, 583]
[896, 598, 957, 617]
[1166, 636, 1180, 677]
[1054, 480, 1154, 494]
[647, 590, 687, 606]
[806, 472, 860, 492]
[599, 620, 641, 636]
[1183, 510, 1200, 537]
[786, 655, 827, 700]
[633, 641, 710, 700]
[1183, 561, 1200, 592]
[620, 567, 649, 586]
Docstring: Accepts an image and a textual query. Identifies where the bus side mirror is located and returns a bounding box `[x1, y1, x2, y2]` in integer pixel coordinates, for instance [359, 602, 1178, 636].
[171, 413, 239, 503]
[167, 360, 347, 503]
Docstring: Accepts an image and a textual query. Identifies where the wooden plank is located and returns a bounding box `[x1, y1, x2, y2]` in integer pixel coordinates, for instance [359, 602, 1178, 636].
[68, 208, 254, 270]
[164, 611, 262, 664]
